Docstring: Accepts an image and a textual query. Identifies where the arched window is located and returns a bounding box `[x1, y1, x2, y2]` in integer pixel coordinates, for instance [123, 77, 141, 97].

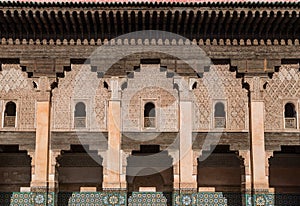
[214, 102, 226, 128]
[284, 103, 297, 129]
[74, 102, 86, 128]
[4, 101, 16, 127]
[144, 102, 155, 128]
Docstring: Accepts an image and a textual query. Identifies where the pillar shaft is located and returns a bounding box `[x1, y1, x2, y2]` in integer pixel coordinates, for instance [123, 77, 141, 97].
[250, 101, 268, 190]
[103, 100, 122, 189]
[31, 100, 50, 190]
[174, 77, 197, 191]
[103, 78, 125, 189]
[30, 77, 52, 192]
[246, 76, 269, 192]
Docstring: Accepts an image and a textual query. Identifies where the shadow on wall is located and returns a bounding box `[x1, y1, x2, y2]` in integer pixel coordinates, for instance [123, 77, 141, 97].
[197, 145, 245, 206]
[0, 192, 13, 206]
[56, 145, 103, 193]
[269, 146, 300, 206]
[57, 192, 73, 206]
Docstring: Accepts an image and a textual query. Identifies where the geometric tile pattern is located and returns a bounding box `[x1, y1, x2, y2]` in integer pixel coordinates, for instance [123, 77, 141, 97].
[246, 193, 300, 206]
[173, 192, 241, 206]
[128, 192, 168, 206]
[0, 192, 55, 206]
[173, 192, 198, 206]
[2, 192, 300, 206]
[274, 194, 300, 206]
[57, 192, 127, 206]
[174, 192, 231, 206]
[246, 194, 274, 206]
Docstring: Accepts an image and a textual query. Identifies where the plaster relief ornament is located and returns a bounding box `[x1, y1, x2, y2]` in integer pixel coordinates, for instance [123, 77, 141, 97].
[71, 30, 225, 177]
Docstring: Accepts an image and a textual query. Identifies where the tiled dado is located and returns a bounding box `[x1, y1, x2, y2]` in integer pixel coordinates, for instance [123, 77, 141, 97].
[0, 192, 55, 206]
[246, 193, 300, 206]
[1, 192, 300, 206]
[57, 192, 127, 206]
[173, 192, 241, 206]
[128, 192, 171, 206]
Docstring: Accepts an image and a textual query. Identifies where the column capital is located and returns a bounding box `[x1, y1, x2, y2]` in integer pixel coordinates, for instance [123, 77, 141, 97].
[109, 77, 126, 100]
[174, 77, 194, 101]
[34, 76, 55, 101]
[243, 75, 268, 101]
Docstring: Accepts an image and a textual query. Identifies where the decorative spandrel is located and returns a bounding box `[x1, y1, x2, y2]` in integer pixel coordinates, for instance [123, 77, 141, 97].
[122, 64, 178, 132]
[0, 64, 36, 130]
[264, 64, 300, 130]
[52, 64, 109, 130]
[193, 65, 247, 131]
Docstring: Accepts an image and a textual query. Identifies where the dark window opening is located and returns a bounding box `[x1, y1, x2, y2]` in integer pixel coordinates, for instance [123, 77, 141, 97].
[74, 102, 86, 128]
[214, 102, 226, 128]
[144, 102, 155, 128]
[4, 101, 16, 127]
[285, 103, 296, 118]
[284, 103, 297, 129]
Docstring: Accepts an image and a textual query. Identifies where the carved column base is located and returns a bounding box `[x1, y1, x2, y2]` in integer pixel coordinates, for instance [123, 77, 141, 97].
[30, 186, 48, 193]
[179, 182, 198, 191]
[251, 188, 272, 194]
[102, 182, 127, 190]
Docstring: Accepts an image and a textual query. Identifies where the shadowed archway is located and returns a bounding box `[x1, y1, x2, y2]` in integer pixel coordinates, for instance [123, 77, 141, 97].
[269, 146, 300, 205]
[197, 145, 245, 206]
[57, 145, 103, 192]
[126, 145, 173, 193]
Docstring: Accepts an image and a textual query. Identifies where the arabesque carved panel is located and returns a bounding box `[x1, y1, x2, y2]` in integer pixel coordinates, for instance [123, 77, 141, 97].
[193, 65, 247, 131]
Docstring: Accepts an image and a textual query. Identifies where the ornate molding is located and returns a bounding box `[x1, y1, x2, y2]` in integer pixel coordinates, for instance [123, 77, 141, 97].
[243, 75, 269, 101]
[1, 37, 299, 46]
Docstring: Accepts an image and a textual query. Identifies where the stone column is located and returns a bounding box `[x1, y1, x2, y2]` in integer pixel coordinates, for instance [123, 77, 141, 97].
[31, 77, 51, 192]
[265, 150, 274, 192]
[103, 77, 125, 189]
[175, 78, 197, 190]
[244, 76, 269, 192]
[168, 150, 180, 190]
[239, 150, 252, 192]
[48, 150, 61, 192]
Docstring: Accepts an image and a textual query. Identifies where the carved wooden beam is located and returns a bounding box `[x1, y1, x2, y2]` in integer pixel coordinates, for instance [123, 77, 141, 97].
[130, 11, 136, 33]
[172, 11, 179, 34]
[137, 11, 143, 31]
[185, 11, 194, 36]
[229, 11, 239, 38]
[86, 11, 95, 39]
[158, 11, 164, 31]
[116, 11, 122, 35]
[94, 11, 101, 39]
[72, 11, 82, 39]
[79, 11, 88, 39]
[199, 11, 209, 38]
[65, 11, 75, 39]
[145, 11, 150, 30]
[123, 11, 129, 34]
[152, 11, 157, 31]
[166, 11, 172, 32]
[255, 11, 268, 38]
[43, 11, 53, 39]
[35, 11, 47, 38]
[0, 11, 9, 37]
[101, 11, 108, 38]
[57, 11, 67, 38]
[240, 11, 252, 36]
[270, 11, 283, 38]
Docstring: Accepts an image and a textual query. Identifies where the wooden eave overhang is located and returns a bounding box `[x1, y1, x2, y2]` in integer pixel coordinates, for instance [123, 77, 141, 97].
[0, 1, 299, 41]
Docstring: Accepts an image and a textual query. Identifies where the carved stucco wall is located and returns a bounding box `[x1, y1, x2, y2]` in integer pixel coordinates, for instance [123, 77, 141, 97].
[264, 64, 300, 130]
[0, 64, 36, 130]
[122, 64, 178, 132]
[52, 64, 109, 131]
[192, 65, 248, 131]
